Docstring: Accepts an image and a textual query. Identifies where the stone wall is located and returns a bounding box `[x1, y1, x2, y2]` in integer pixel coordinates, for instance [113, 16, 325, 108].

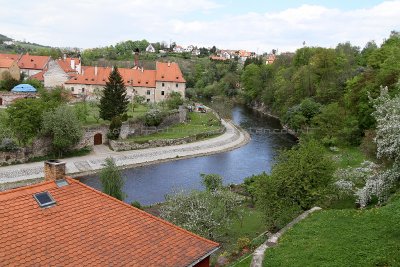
[0, 137, 52, 166]
[109, 127, 224, 152]
[75, 124, 109, 148]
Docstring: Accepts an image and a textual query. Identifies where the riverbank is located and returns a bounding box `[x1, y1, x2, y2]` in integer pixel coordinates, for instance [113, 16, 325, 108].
[0, 119, 250, 190]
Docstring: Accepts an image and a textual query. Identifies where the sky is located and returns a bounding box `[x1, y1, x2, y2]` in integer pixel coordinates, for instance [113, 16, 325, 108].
[0, 0, 399, 53]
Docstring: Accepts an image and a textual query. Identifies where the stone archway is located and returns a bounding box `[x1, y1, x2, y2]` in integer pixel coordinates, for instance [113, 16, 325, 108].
[94, 133, 103, 145]
[0, 97, 3, 106]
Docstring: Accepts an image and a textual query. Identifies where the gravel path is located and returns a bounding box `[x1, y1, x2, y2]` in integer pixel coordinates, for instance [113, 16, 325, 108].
[0, 119, 250, 186]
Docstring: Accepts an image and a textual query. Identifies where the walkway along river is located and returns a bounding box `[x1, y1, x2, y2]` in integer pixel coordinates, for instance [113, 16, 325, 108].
[80, 106, 297, 205]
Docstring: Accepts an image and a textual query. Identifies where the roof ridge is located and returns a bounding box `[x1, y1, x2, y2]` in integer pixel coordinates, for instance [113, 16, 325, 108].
[67, 177, 219, 247]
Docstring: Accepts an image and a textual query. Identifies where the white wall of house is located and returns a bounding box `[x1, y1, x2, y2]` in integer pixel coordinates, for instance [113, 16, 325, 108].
[44, 60, 70, 88]
[20, 69, 41, 77]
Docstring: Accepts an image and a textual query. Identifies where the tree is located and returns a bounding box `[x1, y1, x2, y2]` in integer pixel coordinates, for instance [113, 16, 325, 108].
[165, 91, 183, 110]
[0, 71, 19, 91]
[160, 181, 242, 240]
[42, 105, 83, 156]
[201, 173, 222, 191]
[255, 140, 334, 229]
[107, 116, 122, 140]
[7, 98, 47, 145]
[241, 63, 262, 102]
[131, 95, 145, 112]
[99, 157, 125, 200]
[99, 67, 129, 121]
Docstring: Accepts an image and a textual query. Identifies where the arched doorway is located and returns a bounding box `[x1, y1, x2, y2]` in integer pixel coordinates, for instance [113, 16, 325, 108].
[0, 97, 3, 106]
[94, 133, 103, 145]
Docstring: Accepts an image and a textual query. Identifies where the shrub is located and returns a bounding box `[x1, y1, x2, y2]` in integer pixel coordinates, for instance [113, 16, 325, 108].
[0, 138, 18, 152]
[108, 116, 122, 140]
[144, 109, 164, 126]
[237, 237, 251, 250]
[131, 201, 142, 209]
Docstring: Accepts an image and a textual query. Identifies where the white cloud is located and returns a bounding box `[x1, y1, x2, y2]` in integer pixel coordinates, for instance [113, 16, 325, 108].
[0, 0, 399, 53]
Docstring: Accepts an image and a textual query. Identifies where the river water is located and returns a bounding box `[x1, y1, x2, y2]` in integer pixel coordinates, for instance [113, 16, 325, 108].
[80, 106, 296, 205]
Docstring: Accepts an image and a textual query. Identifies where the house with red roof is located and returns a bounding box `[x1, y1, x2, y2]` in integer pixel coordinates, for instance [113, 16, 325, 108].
[64, 62, 186, 103]
[0, 160, 219, 266]
[0, 58, 20, 80]
[43, 57, 81, 88]
[18, 53, 51, 77]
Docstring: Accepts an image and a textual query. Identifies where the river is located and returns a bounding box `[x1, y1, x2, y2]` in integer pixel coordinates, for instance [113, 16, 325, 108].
[80, 105, 296, 205]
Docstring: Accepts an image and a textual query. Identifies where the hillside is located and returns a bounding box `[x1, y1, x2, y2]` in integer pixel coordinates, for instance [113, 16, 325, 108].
[263, 195, 400, 266]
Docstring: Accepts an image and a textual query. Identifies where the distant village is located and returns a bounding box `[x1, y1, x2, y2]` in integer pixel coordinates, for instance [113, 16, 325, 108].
[0, 40, 277, 107]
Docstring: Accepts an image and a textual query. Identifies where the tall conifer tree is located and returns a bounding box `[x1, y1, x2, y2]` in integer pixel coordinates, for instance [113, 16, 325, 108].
[99, 67, 129, 121]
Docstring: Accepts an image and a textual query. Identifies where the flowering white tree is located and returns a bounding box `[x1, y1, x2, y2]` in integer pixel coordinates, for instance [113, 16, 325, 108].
[371, 85, 400, 162]
[160, 188, 243, 240]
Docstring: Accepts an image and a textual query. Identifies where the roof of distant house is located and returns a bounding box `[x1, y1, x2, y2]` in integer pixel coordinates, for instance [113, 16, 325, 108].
[18, 53, 50, 70]
[65, 66, 157, 87]
[0, 178, 218, 266]
[31, 70, 45, 81]
[0, 58, 16, 68]
[0, 53, 20, 61]
[210, 56, 227, 61]
[57, 57, 80, 73]
[11, 84, 37, 92]
[156, 62, 186, 83]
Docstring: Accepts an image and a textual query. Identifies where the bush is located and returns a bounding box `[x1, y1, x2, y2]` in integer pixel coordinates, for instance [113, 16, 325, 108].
[0, 138, 18, 152]
[237, 237, 251, 250]
[108, 116, 122, 140]
[131, 201, 142, 209]
[144, 109, 164, 126]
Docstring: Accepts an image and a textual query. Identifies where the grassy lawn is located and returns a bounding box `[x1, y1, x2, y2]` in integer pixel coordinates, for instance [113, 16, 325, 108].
[128, 111, 222, 142]
[326, 146, 368, 169]
[72, 102, 149, 126]
[263, 195, 400, 267]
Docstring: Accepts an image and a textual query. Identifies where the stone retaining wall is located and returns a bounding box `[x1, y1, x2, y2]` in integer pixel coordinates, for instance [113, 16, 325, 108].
[109, 127, 225, 151]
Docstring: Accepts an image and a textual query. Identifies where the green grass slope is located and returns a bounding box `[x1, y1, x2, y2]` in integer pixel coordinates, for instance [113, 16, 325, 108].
[264, 196, 400, 267]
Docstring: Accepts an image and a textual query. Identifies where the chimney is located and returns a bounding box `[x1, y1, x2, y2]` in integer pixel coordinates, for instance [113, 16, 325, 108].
[71, 59, 75, 70]
[95, 65, 98, 76]
[168, 61, 171, 67]
[44, 160, 66, 181]
[77, 63, 82, 74]
[63, 54, 66, 60]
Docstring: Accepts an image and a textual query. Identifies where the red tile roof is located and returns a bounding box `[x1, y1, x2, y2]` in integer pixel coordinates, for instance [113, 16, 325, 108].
[0, 53, 20, 61]
[18, 53, 50, 70]
[65, 67, 157, 87]
[156, 62, 186, 83]
[210, 56, 227, 61]
[30, 70, 45, 81]
[55, 57, 81, 73]
[0, 178, 219, 266]
[0, 58, 15, 68]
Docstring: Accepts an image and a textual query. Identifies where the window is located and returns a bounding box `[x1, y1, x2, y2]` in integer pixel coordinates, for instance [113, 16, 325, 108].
[176, 83, 178, 88]
[161, 91, 165, 96]
[146, 99, 150, 102]
[146, 90, 151, 95]
[33, 192, 56, 208]
[82, 88, 85, 93]
[71, 87, 74, 92]
[162, 83, 165, 87]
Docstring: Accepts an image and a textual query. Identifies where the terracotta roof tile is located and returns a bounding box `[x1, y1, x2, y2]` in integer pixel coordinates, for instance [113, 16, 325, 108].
[30, 70, 45, 81]
[0, 58, 15, 68]
[18, 53, 50, 70]
[156, 62, 186, 83]
[0, 178, 218, 266]
[0, 53, 20, 61]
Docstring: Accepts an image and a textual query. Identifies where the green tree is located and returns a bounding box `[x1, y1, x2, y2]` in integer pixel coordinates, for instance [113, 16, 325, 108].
[99, 157, 125, 200]
[165, 91, 184, 110]
[256, 140, 334, 229]
[107, 116, 122, 140]
[99, 67, 129, 121]
[0, 72, 19, 91]
[7, 98, 47, 145]
[42, 105, 83, 156]
[241, 63, 262, 102]
[201, 173, 223, 191]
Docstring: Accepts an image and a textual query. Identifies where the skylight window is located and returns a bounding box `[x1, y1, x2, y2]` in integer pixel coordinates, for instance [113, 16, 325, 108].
[55, 179, 69, 188]
[33, 192, 56, 208]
